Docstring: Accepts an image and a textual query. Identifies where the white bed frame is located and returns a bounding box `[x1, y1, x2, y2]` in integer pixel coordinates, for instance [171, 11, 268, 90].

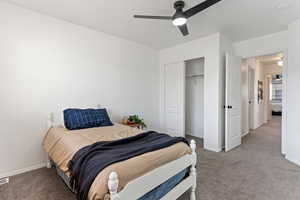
[46, 113, 197, 200]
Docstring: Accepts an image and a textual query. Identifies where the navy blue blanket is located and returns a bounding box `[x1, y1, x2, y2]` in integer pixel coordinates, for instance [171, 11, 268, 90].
[68, 131, 188, 200]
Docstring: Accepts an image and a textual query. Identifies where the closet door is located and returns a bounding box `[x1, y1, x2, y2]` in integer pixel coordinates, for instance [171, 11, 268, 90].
[225, 53, 242, 151]
[163, 62, 185, 137]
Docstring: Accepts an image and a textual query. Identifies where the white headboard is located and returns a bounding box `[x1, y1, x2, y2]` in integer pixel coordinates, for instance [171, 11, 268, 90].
[47, 104, 110, 128]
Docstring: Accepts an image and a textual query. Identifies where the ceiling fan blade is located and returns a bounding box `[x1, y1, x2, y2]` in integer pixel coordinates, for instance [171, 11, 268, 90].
[184, 0, 222, 18]
[178, 24, 189, 36]
[134, 15, 172, 20]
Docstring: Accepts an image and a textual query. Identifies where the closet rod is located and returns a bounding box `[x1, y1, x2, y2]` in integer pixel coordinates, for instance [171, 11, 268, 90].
[186, 74, 204, 78]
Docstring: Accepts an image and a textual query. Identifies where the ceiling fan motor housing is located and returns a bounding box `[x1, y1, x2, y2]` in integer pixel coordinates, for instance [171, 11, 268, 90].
[173, 1, 186, 20]
[174, 1, 185, 10]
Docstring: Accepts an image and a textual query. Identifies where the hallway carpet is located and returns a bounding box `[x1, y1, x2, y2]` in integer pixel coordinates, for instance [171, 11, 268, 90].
[1, 117, 300, 200]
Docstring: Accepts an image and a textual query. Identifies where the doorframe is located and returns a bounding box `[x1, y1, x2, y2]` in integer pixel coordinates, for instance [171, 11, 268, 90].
[264, 75, 272, 123]
[248, 66, 255, 131]
[281, 50, 288, 155]
[160, 57, 207, 145]
[185, 58, 205, 139]
[240, 49, 287, 155]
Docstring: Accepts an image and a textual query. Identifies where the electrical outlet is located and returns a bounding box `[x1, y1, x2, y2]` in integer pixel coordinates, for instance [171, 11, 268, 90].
[0, 177, 9, 186]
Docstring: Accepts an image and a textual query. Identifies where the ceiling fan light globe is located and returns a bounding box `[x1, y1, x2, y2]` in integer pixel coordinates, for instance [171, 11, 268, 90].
[172, 17, 187, 26]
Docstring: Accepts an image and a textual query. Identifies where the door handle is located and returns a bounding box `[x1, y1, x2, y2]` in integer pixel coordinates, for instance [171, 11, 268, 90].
[227, 105, 233, 109]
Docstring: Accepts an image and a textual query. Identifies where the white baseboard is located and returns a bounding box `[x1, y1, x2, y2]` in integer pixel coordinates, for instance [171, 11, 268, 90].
[204, 143, 222, 152]
[186, 132, 203, 139]
[242, 131, 249, 137]
[286, 155, 300, 167]
[0, 163, 46, 179]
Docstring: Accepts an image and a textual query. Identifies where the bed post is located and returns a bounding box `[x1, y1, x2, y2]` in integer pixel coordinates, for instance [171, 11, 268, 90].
[108, 172, 120, 200]
[46, 113, 54, 169]
[190, 139, 197, 200]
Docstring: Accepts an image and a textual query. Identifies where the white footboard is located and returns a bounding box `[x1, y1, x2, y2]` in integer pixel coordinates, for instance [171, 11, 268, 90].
[108, 140, 197, 200]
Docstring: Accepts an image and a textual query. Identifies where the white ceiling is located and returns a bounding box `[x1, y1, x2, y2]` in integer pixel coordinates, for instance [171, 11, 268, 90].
[257, 52, 283, 65]
[4, 0, 300, 49]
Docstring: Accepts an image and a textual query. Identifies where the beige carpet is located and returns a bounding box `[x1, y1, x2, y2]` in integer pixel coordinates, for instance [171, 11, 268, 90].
[1, 117, 300, 200]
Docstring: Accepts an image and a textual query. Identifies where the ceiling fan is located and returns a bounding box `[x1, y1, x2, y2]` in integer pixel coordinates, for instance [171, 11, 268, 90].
[134, 0, 222, 36]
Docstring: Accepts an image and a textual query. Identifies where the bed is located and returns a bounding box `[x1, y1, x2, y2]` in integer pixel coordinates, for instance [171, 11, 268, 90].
[44, 111, 197, 200]
[271, 102, 282, 116]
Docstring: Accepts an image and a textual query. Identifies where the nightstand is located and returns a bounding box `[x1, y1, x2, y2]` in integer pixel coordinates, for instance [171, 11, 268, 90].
[122, 122, 148, 131]
[124, 123, 140, 128]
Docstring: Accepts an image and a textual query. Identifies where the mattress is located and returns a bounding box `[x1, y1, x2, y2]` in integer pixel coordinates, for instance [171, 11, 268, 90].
[43, 123, 191, 200]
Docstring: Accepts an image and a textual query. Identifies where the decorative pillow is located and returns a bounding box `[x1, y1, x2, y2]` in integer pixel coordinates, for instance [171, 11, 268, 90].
[63, 108, 113, 130]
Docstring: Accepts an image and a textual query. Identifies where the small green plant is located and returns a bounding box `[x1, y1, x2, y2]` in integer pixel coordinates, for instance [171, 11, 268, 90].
[128, 115, 147, 129]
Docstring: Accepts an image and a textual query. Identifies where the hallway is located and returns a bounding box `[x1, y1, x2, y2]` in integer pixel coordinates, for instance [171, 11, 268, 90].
[243, 116, 282, 157]
[180, 116, 300, 200]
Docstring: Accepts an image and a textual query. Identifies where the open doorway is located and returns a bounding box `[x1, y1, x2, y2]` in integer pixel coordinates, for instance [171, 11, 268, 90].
[241, 52, 284, 151]
[185, 57, 204, 148]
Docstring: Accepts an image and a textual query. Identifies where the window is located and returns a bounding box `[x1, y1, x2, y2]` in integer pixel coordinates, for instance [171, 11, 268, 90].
[270, 74, 282, 103]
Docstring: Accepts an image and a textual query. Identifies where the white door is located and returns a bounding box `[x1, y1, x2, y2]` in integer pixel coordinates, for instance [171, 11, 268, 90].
[225, 53, 242, 151]
[163, 62, 185, 137]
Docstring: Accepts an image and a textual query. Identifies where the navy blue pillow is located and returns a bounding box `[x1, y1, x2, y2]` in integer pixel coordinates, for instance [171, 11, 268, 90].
[63, 108, 113, 130]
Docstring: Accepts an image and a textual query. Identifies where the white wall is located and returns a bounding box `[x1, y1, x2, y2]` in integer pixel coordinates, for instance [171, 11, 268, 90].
[234, 31, 288, 58]
[159, 33, 222, 152]
[286, 19, 300, 165]
[0, 2, 159, 178]
[185, 58, 204, 138]
[246, 59, 264, 130]
[254, 61, 265, 128]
